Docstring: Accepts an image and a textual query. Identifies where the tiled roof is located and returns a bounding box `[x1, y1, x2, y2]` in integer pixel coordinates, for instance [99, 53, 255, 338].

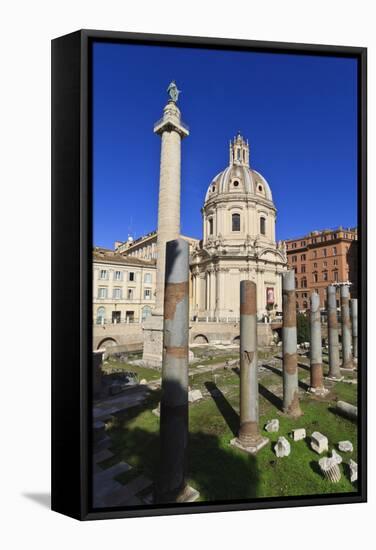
[93, 248, 156, 267]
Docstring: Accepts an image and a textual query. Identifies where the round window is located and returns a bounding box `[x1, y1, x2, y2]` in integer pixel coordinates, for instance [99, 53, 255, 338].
[258, 185, 263, 192]
[233, 180, 239, 187]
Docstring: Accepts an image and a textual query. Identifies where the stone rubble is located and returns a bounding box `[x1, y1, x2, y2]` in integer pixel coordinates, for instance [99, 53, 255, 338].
[310, 431, 329, 454]
[319, 456, 341, 482]
[274, 436, 291, 458]
[349, 459, 358, 483]
[265, 419, 279, 433]
[291, 428, 306, 441]
[188, 389, 203, 403]
[338, 440, 353, 453]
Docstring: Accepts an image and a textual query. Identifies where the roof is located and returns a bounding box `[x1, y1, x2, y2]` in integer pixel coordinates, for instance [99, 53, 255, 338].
[205, 164, 273, 203]
[93, 248, 156, 267]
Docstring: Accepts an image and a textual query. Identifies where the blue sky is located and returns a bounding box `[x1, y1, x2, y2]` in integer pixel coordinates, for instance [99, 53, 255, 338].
[93, 42, 358, 249]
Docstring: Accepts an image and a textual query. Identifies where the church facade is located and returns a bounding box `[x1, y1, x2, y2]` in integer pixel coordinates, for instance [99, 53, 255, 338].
[190, 133, 288, 319]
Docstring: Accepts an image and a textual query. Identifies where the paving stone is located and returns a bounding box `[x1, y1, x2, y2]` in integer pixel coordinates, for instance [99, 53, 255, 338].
[94, 449, 114, 463]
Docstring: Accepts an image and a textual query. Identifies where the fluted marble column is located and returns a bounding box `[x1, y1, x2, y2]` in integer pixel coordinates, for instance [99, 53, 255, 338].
[340, 285, 354, 369]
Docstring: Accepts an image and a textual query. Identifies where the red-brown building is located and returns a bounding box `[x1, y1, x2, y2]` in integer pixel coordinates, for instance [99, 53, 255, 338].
[284, 227, 358, 311]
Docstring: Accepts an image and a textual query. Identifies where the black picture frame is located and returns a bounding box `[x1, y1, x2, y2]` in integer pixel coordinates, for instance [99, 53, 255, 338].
[51, 29, 367, 521]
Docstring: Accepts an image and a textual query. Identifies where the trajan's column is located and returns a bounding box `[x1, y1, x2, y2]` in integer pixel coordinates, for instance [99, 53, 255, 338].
[143, 82, 189, 366]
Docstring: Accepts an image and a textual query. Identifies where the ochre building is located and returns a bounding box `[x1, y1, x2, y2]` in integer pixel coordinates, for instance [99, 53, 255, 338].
[284, 227, 358, 311]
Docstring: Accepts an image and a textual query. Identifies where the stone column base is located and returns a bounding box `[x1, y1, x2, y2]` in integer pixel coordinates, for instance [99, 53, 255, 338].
[325, 375, 344, 382]
[230, 435, 269, 455]
[142, 313, 163, 367]
[308, 387, 329, 396]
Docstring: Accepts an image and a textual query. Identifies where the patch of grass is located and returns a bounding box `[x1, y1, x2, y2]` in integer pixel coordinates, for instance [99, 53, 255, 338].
[104, 360, 161, 381]
[103, 363, 358, 503]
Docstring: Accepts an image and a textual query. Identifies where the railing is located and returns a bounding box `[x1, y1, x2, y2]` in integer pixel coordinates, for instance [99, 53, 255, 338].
[94, 318, 145, 326]
[153, 115, 189, 133]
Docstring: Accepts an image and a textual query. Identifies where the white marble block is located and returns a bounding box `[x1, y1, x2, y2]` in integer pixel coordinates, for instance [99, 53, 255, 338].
[265, 419, 279, 433]
[291, 428, 306, 441]
[310, 431, 328, 454]
[274, 436, 291, 457]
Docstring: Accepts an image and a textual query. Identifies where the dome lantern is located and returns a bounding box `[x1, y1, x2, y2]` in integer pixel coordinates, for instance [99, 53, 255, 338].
[230, 132, 249, 167]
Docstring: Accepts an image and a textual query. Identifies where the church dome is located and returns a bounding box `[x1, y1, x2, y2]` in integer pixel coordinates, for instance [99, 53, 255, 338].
[204, 134, 273, 203]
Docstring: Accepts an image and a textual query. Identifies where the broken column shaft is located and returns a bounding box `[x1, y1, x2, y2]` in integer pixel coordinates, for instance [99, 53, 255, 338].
[340, 285, 354, 369]
[350, 298, 358, 367]
[156, 238, 198, 503]
[310, 292, 325, 391]
[282, 270, 302, 417]
[327, 285, 341, 379]
[231, 280, 268, 454]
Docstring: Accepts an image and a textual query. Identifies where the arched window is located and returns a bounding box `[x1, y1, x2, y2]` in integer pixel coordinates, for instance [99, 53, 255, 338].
[260, 216, 266, 235]
[232, 213, 240, 232]
[96, 306, 105, 324]
[208, 218, 213, 235]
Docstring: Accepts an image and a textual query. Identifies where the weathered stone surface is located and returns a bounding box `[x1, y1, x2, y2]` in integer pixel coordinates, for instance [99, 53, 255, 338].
[349, 459, 358, 482]
[319, 457, 341, 482]
[188, 389, 203, 403]
[265, 419, 279, 433]
[291, 428, 306, 441]
[274, 436, 291, 457]
[336, 401, 357, 419]
[311, 431, 328, 454]
[338, 440, 353, 453]
[331, 449, 343, 464]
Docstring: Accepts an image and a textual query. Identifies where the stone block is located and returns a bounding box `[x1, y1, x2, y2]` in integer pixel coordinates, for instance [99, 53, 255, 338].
[349, 459, 358, 482]
[188, 389, 203, 403]
[291, 428, 306, 441]
[338, 440, 353, 453]
[265, 419, 279, 433]
[274, 436, 291, 457]
[230, 435, 269, 456]
[310, 431, 328, 454]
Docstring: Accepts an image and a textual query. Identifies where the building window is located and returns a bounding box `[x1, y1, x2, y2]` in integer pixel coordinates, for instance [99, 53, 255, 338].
[209, 218, 213, 235]
[142, 306, 152, 321]
[114, 270, 122, 281]
[313, 272, 318, 283]
[334, 259, 338, 266]
[129, 272, 135, 282]
[233, 180, 239, 187]
[100, 269, 108, 280]
[323, 271, 328, 281]
[144, 272, 152, 284]
[260, 217, 266, 235]
[127, 289, 134, 300]
[313, 262, 317, 268]
[301, 265, 306, 273]
[323, 249, 327, 257]
[98, 287, 108, 299]
[232, 213, 240, 232]
[96, 306, 105, 324]
[313, 251, 317, 259]
[295, 278, 298, 289]
[292, 255, 297, 263]
[323, 261, 327, 267]
[301, 277, 307, 288]
[301, 254, 306, 261]
[303, 301, 308, 309]
[212, 185, 216, 192]
[113, 288, 122, 299]
[144, 289, 151, 300]
[333, 271, 339, 282]
[333, 247, 337, 256]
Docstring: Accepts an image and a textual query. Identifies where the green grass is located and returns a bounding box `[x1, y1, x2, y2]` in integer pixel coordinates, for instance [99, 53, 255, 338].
[104, 359, 161, 381]
[103, 356, 358, 502]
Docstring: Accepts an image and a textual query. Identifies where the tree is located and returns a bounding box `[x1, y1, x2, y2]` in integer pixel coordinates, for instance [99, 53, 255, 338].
[297, 312, 310, 344]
